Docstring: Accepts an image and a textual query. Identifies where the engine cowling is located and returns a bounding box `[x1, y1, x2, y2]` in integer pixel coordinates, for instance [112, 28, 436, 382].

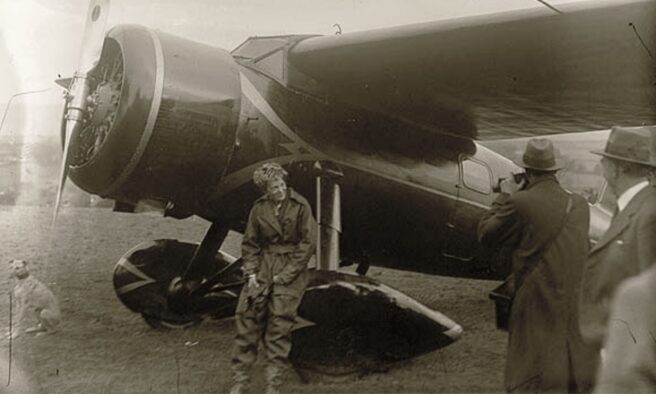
[66, 25, 241, 214]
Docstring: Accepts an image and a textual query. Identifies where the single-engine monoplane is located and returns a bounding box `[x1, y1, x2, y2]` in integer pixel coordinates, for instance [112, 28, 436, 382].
[49, 0, 653, 372]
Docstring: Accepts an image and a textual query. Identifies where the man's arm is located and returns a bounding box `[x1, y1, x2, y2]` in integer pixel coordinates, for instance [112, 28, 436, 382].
[477, 192, 523, 248]
[635, 207, 656, 270]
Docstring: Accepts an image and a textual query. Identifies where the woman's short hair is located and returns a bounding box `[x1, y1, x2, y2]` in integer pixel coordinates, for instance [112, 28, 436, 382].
[253, 162, 288, 192]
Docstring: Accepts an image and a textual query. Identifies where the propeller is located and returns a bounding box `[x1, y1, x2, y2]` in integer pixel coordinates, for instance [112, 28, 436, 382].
[52, 0, 110, 227]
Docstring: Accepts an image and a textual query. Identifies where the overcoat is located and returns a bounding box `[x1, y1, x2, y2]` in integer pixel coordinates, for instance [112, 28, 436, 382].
[237, 187, 316, 312]
[478, 177, 596, 392]
[579, 185, 656, 348]
[594, 265, 656, 394]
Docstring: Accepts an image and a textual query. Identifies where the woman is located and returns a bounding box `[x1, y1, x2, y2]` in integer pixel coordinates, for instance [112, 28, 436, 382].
[229, 163, 316, 394]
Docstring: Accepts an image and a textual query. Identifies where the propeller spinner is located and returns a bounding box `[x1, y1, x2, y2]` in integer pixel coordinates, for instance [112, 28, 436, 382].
[53, 0, 110, 227]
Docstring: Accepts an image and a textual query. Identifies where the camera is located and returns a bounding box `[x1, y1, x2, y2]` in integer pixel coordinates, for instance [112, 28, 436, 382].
[492, 172, 527, 193]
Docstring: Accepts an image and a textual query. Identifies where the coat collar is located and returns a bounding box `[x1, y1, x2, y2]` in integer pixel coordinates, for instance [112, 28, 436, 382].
[255, 187, 304, 205]
[286, 188, 306, 205]
[524, 175, 558, 191]
[616, 180, 649, 212]
[255, 188, 303, 236]
[257, 199, 283, 235]
[590, 186, 655, 254]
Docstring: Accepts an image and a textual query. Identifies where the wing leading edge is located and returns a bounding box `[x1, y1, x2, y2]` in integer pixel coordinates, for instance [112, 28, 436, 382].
[289, 1, 656, 140]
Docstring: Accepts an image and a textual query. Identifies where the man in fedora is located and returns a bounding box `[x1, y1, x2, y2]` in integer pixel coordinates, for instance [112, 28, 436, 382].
[479, 138, 596, 393]
[579, 125, 656, 384]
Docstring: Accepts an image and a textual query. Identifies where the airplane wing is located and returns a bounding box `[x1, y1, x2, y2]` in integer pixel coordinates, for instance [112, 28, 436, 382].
[288, 0, 656, 140]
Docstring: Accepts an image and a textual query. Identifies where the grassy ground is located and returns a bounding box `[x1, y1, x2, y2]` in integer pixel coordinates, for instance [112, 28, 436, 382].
[0, 206, 506, 393]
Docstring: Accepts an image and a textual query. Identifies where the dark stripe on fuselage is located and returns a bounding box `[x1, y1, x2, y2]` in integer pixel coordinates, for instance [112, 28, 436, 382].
[211, 67, 513, 279]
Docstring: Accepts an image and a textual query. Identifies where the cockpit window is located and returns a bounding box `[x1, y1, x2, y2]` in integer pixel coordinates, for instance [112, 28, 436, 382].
[232, 37, 287, 59]
[461, 158, 492, 194]
[231, 37, 292, 81]
[254, 50, 284, 80]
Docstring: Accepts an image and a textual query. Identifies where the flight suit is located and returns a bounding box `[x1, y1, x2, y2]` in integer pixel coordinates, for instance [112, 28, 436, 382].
[231, 188, 316, 388]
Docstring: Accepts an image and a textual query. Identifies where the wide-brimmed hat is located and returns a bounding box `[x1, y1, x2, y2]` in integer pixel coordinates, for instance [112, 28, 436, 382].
[592, 125, 656, 167]
[513, 138, 564, 171]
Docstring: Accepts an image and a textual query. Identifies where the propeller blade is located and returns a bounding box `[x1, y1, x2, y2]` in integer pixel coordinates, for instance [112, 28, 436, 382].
[77, 0, 111, 74]
[52, 0, 110, 227]
[52, 121, 76, 228]
[53, 80, 91, 227]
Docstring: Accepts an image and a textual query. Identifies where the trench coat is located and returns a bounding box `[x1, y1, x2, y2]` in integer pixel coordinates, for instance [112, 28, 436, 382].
[593, 265, 656, 394]
[478, 177, 596, 392]
[579, 185, 656, 350]
[238, 187, 316, 309]
[231, 187, 316, 386]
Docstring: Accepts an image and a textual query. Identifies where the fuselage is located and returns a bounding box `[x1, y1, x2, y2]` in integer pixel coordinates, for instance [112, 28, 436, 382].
[208, 55, 520, 280]
[63, 26, 611, 282]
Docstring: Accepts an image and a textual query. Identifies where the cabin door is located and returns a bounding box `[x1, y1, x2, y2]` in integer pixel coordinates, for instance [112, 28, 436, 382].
[442, 156, 493, 263]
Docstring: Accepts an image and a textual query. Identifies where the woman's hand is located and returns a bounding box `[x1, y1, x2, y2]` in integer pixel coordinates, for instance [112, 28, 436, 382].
[247, 274, 259, 289]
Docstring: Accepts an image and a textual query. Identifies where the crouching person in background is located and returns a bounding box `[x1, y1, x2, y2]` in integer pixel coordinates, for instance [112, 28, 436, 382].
[229, 163, 316, 394]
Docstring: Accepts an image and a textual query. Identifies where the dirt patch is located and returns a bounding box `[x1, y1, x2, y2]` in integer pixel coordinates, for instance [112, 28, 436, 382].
[0, 206, 506, 393]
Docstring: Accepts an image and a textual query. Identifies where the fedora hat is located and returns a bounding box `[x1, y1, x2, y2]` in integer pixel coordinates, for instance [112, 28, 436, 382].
[513, 138, 564, 171]
[592, 125, 656, 167]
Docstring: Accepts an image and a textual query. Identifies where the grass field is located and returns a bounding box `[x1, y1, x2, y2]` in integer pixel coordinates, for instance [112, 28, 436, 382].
[0, 206, 506, 393]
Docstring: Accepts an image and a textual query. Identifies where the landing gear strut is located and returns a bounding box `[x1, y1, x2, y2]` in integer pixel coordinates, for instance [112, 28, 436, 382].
[315, 161, 343, 271]
[315, 161, 369, 275]
[166, 222, 231, 314]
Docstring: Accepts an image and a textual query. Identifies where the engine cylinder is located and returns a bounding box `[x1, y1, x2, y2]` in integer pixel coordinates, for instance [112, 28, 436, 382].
[68, 25, 241, 212]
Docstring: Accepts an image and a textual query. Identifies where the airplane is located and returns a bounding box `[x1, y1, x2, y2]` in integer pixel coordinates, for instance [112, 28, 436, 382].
[47, 0, 653, 373]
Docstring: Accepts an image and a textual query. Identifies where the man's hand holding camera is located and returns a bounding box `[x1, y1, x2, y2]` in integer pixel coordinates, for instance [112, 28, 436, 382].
[495, 172, 527, 194]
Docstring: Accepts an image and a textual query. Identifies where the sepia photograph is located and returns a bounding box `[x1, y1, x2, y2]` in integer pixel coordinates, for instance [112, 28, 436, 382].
[1, 0, 655, 393]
